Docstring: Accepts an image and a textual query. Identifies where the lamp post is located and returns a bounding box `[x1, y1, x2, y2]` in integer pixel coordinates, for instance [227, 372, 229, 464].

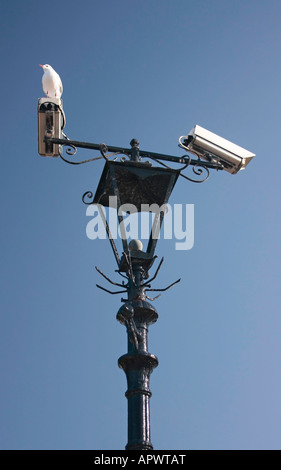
[82, 140, 182, 449]
[37, 97, 255, 449]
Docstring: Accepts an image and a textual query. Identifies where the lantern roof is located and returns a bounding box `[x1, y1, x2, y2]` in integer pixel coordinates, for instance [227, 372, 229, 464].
[93, 160, 180, 211]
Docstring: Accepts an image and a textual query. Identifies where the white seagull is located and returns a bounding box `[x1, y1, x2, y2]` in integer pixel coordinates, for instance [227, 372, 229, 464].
[39, 64, 63, 99]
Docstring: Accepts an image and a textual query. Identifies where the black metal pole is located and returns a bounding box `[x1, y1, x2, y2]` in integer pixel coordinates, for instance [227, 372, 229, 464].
[117, 261, 158, 450]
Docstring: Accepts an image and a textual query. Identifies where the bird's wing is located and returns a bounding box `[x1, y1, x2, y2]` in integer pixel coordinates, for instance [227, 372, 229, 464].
[59, 77, 63, 96]
[55, 72, 63, 97]
[42, 75, 47, 95]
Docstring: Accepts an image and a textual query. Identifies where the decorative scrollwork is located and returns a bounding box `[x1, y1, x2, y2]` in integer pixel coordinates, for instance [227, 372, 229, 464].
[65, 144, 77, 156]
[60, 132, 77, 157]
[99, 142, 131, 163]
[120, 154, 131, 162]
[180, 160, 210, 183]
[59, 139, 131, 165]
[99, 143, 108, 160]
[59, 142, 103, 165]
[146, 152, 209, 183]
[178, 135, 191, 152]
[82, 191, 95, 205]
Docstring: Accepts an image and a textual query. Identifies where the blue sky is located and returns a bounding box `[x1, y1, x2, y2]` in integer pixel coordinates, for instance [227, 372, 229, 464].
[1, 0, 281, 450]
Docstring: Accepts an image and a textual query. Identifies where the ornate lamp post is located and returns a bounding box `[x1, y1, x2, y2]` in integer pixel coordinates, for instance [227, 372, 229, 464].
[37, 97, 255, 449]
[82, 140, 182, 449]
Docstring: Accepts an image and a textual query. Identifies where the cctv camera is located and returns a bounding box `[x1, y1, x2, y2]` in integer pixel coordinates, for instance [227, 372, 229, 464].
[180, 125, 255, 174]
[37, 97, 65, 157]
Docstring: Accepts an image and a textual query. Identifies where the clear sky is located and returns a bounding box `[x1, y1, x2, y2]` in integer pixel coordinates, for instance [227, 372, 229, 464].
[1, 0, 281, 450]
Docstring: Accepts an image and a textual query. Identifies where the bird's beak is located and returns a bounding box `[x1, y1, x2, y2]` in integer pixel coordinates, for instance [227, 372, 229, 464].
[39, 64, 44, 68]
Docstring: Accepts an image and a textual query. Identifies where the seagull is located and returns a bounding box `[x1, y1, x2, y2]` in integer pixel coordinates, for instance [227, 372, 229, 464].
[39, 64, 63, 99]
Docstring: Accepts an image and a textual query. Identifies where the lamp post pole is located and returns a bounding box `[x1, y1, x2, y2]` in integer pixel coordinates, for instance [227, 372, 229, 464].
[84, 139, 183, 450]
[89, 139, 183, 450]
[117, 258, 158, 450]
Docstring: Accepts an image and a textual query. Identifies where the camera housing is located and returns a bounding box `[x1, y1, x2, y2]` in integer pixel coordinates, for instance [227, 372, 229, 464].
[182, 125, 255, 174]
[37, 97, 65, 157]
